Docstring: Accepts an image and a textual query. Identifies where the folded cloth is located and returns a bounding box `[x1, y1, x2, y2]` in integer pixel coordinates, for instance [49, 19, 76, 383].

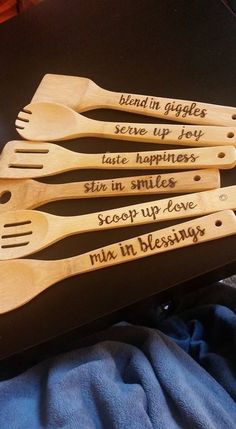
[158, 304, 236, 403]
[0, 297, 236, 428]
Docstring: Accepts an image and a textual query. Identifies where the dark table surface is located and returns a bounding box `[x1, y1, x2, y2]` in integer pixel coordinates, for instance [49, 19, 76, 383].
[0, 0, 236, 364]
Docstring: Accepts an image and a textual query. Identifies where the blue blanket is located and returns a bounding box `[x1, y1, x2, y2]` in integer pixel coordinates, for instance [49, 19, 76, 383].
[0, 284, 236, 428]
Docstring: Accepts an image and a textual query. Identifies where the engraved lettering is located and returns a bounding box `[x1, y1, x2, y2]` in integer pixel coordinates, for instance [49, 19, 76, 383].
[149, 98, 161, 110]
[163, 199, 198, 213]
[130, 175, 177, 191]
[118, 94, 150, 109]
[153, 128, 171, 139]
[177, 126, 205, 142]
[135, 152, 199, 166]
[111, 181, 125, 191]
[141, 205, 161, 220]
[138, 226, 205, 252]
[114, 124, 148, 136]
[102, 154, 129, 165]
[97, 209, 139, 226]
[164, 101, 207, 119]
[84, 180, 108, 194]
[89, 248, 117, 266]
[119, 243, 137, 256]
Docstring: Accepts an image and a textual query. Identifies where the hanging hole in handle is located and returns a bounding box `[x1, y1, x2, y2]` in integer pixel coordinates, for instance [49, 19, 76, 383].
[0, 191, 11, 204]
[215, 220, 222, 227]
[193, 175, 201, 181]
[232, 114, 236, 120]
[227, 132, 234, 138]
[217, 152, 225, 159]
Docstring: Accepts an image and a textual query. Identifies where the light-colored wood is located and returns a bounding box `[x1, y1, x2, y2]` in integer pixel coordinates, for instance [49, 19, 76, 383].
[0, 169, 220, 213]
[0, 210, 235, 314]
[15, 102, 236, 146]
[31, 74, 236, 126]
[1, 184, 236, 260]
[1, 141, 235, 179]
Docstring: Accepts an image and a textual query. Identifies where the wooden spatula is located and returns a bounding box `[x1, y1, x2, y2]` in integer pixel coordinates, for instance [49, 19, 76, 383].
[31, 74, 236, 126]
[15, 102, 236, 145]
[0, 169, 220, 213]
[1, 141, 235, 178]
[0, 210, 235, 314]
[0, 184, 235, 260]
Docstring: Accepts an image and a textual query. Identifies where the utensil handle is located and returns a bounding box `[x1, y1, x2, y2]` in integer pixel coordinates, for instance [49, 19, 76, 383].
[66, 184, 236, 236]
[90, 119, 236, 147]
[63, 210, 236, 277]
[76, 146, 236, 171]
[41, 169, 219, 205]
[1, 211, 236, 314]
[100, 89, 236, 126]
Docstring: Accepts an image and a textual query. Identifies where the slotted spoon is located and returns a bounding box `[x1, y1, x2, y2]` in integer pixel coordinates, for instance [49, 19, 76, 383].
[1, 141, 235, 179]
[0, 185, 235, 260]
[0, 210, 235, 313]
[0, 168, 220, 213]
[31, 74, 236, 126]
[15, 102, 236, 145]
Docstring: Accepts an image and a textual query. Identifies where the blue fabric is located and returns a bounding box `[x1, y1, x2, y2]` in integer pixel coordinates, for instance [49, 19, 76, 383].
[0, 288, 236, 428]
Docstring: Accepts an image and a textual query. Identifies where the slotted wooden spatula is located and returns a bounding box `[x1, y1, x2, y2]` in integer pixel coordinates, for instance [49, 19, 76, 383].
[0, 210, 235, 313]
[1, 141, 234, 178]
[0, 184, 235, 260]
[0, 169, 220, 213]
[15, 102, 236, 145]
[31, 74, 236, 126]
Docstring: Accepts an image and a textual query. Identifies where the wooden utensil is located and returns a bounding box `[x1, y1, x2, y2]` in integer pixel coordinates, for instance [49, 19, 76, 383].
[1, 141, 235, 179]
[0, 169, 220, 213]
[0, 210, 235, 314]
[1, 184, 235, 260]
[15, 102, 236, 146]
[31, 74, 236, 126]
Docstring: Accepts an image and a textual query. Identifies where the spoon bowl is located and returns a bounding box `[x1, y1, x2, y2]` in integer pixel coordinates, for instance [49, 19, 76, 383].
[0, 259, 61, 313]
[0, 260, 37, 313]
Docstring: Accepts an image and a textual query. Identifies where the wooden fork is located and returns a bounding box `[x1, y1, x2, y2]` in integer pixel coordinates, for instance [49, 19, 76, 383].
[0, 169, 220, 213]
[15, 102, 236, 145]
[0, 185, 235, 260]
[31, 74, 236, 126]
[1, 141, 235, 179]
[0, 210, 235, 314]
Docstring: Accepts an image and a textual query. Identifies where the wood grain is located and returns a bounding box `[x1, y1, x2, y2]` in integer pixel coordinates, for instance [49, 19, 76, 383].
[31, 74, 236, 126]
[15, 102, 236, 145]
[0, 210, 235, 314]
[1, 141, 235, 178]
[0, 169, 220, 212]
[1, 183, 236, 260]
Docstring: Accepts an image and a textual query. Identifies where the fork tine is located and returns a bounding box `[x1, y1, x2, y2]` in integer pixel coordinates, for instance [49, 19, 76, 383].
[17, 111, 31, 122]
[22, 107, 32, 114]
[15, 119, 26, 129]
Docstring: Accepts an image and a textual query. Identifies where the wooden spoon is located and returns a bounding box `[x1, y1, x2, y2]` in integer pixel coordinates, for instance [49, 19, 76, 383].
[1, 141, 235, 179]
[0, 185, 235, 260]
[15, 102, 236, 145]
[0, 210, 235, 314]
[31, 74, 236, 126]
[0, 169, 220, 213]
